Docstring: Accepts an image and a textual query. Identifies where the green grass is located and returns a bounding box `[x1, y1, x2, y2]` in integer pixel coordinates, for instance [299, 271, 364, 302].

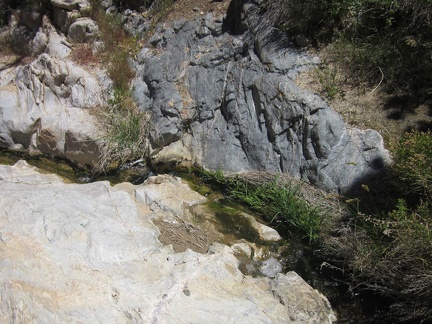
[200, 170, 326, 242]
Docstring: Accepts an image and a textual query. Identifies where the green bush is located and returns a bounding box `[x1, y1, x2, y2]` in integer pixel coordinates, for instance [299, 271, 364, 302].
[90, 6, 140, 92]
[95, 90, 150, 171]
[352, 200, 432, 322]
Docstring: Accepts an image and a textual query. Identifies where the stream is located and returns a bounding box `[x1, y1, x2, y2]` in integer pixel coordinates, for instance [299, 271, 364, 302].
[0, 149, 393, 323]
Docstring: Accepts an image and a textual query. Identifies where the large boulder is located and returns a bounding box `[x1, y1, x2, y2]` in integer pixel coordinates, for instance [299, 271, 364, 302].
[133, 8, 390, 193]
[0, 53, 108, 167]
[0, 161, 336, 323]
[68, 17, 99, 43]
[50, 0, 91, 11]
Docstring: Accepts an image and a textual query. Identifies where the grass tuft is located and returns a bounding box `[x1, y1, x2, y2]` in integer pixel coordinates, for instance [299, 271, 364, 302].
[200, 170, 329, 243]
[93, 90, 151, 172]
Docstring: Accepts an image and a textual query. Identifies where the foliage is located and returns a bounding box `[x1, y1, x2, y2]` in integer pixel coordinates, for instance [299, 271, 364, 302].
[323, 130, 432, 322]
[315, 64, 339, 99]
[201, 170, 326, 242]
[333, 201, 432, 322]
[70, 43, 99, 66]
[86, 1, 150, 171]
[95, 89, 150, 172]
[392, 130, 432, 204]
[90, 4, 140, 92]
[0, 1, 8, 26]
[267, 0, 432, 101]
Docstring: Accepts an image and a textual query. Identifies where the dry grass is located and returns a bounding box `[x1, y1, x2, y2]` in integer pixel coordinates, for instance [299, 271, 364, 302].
[70, 43, 99, 68]
[92, 101, 151, 172]
[153, 216, 209, 253]
[295, 46, 432, 146]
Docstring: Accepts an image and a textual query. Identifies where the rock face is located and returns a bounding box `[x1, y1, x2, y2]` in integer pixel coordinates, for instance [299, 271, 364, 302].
[0, 1, 109, 168]
[0, 53, 108, 166]
[0, 161, 336, 323]
[1, 0, 389, 192]
[133, 5, 390, 193]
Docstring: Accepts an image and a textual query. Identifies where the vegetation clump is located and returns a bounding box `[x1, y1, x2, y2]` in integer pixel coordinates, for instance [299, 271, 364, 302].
[261, 3, 432, 319]
[94, 90, 150, 171]
[189, 132, 432, 323]
[198, 170, 331, 243]
[321, 130, 432, 323]
[86, 1, 152, 172]
[266, 0, 432, 107]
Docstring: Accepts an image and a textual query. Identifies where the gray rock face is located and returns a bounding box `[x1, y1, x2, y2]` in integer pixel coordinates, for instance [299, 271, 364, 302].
[68, 17, 99, 43]
[134, 8, 390, 193]
[50, 0, 90, 11]
[7, 13, 48, 56]
[0, 161, 336, 323]
[0, 53, 108, 167]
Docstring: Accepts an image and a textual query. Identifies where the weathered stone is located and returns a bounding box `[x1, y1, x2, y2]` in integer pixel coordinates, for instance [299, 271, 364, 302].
[0, 53, 107, 167]
[259, 257, 283, 278]
[135, 174, 207, 216]
[7, 15, 47, 56]
[68, 18, 99, 43]
[52, 6, 82, 33]
[46, 30, 72, 58]
[50, 0, 90, 11]
[133, 9, 390, 193]
[121, 11, 150, 37]
[0, 161, 336, 323]
[16, 10, 43, 32]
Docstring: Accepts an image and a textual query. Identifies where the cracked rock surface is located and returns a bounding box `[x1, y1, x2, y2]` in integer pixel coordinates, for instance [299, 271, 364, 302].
[0, 161, 336, 323]
[0, 52, 108, 167]
[136, 5, 390, 193]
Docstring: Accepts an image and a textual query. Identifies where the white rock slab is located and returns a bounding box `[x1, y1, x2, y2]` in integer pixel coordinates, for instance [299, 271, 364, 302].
[0, 161, 336, 323]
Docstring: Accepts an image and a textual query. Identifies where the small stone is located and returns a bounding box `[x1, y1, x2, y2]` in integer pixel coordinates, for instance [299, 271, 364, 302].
[259, 257, 283, 278]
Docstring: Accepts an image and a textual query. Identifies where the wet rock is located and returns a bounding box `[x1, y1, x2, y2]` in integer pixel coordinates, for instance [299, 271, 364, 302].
[242, 213, 282, 242]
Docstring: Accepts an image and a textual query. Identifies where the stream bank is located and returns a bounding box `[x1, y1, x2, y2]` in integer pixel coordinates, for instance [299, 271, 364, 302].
[0, 149, 393, 322]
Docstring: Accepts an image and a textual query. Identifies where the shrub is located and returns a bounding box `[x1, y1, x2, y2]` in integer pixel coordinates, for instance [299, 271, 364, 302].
[315, 64, 339, 99]
[324, 130, 432, 322]
[70, 43, 99, 66]
[392, 130, 432, 204]
[90, 5, 140, 91]
[94, 90, 151, 171]
[266, 0, 432, 101]
[332, 200, 432, 322]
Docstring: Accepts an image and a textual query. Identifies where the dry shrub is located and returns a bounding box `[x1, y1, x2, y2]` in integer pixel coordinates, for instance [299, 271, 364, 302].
[324, 204, 432, 323]
[323, 130, 432, 323]
[70, 43, 99, 66]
